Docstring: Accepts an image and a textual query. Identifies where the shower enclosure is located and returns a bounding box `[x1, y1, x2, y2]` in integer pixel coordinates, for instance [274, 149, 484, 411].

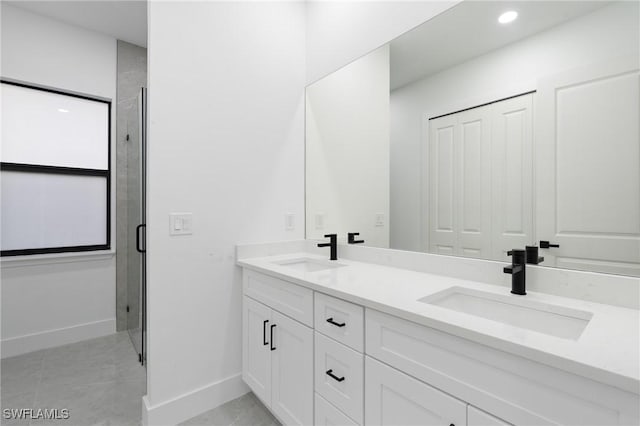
[127, 87, 147, 364]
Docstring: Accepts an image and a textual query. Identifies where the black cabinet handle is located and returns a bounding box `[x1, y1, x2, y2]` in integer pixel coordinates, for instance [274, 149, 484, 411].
[270, 324, 276, 351]
[540, 240, 560, 249]
[136, 224, 146, 253]
[326, 369, 345, 382]
[326, 318, 346, 328]
[263, 320, 269, 346]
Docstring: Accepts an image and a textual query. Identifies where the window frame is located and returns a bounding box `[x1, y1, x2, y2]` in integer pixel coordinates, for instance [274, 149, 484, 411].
[0, 79, 111, 257]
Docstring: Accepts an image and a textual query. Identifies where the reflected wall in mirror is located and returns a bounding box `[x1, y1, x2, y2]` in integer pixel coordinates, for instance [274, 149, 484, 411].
[305, 1, 640, 277]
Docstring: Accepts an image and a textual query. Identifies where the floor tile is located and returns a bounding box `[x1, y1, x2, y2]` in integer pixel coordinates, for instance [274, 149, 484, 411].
[180, 393, 280, 426]
[1, 350, 45, 396]
[1, 332, 145, 426]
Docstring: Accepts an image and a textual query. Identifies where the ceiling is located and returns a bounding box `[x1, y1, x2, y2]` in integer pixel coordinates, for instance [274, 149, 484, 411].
[390, 1, 611, 90]
[6, 0, 147, 47]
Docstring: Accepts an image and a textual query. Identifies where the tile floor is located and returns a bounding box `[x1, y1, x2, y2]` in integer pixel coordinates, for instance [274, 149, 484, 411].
[179, 393, 279, 426]
[1, 332, 278, 426]
[1, 332, 145, 426]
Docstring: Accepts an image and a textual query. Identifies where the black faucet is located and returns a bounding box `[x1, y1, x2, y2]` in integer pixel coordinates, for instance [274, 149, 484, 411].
[504, 249, 526, 295]
[318, 234, 337, 261]
[347, 232, 364, 244]
[525, 245, 544, 265]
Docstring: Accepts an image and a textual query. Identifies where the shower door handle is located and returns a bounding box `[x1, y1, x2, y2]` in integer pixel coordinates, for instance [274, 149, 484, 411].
[136, 224, 146, 253]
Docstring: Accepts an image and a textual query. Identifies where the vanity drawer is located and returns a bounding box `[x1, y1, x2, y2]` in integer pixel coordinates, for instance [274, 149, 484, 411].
[314, 292, 364, 352]
[315, 393, 359, 426]
[468, 406, 511, 426]
[315, 332, 364, 424]
[365, 308, 638, 426]
[243, 270, 313, 326]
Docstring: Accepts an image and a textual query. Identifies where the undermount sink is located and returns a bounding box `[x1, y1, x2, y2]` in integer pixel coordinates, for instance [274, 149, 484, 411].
[274, 257, 346, 273]
[419, 287, 593, 340]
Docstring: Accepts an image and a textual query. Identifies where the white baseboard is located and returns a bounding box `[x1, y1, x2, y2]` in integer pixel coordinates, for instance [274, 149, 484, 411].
[143, 373, 249, 426]
[1, 318, 116, 358]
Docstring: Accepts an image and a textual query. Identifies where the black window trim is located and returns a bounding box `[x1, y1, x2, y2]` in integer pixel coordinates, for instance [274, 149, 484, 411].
[0, 79, 112, 257]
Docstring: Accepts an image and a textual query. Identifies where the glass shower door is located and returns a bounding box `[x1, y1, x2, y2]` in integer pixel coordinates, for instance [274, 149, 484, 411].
[127, 87, 147, 364]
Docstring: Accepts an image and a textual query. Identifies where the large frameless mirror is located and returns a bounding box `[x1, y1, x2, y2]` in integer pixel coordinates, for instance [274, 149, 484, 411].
[305, 1, 640, 277]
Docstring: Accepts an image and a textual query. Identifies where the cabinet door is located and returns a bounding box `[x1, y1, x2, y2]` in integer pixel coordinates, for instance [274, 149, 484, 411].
[242, 296, 272, 405]
[365, 356, 466, 426]
[468, 406, 511, 426]
[271, 311, 313, 426]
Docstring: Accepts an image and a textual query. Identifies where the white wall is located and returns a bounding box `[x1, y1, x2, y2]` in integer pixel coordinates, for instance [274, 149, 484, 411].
[305, 0, 459, 84]
[390, 2, 640, 251]
[0, 4, 117, 358]
[145, 2, 305, 424]
[306, 45, 390, 247]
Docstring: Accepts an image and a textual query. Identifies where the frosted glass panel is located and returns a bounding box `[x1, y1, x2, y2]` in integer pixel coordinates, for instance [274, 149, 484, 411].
[1, 172, 107, 251]
[1, 84, 109, 169]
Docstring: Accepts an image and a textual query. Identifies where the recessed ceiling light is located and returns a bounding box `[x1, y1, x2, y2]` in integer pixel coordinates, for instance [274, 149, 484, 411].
[498, 11, 518, 24]
[58, 108, 69, 113]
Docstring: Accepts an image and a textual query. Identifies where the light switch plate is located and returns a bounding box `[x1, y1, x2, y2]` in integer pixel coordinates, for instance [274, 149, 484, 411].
[170, 213, 193, 235]
[375, 213, 385, 227]
[285, 213, 295, 231]
[315, 213, 325, 230]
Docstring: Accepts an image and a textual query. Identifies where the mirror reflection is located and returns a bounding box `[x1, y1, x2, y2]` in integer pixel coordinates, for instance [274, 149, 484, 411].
[305, 1, 640, 276]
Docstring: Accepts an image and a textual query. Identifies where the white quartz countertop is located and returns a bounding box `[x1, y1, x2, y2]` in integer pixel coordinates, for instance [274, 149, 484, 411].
[238, 252, 640, 395]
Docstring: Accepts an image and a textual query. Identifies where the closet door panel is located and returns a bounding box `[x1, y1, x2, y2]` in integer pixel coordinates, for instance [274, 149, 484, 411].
[491, 94, 534, 261]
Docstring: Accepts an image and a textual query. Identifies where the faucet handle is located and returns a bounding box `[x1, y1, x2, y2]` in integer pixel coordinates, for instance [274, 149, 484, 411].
[540, 240, 560, 249]
[348, 232, 364, 244]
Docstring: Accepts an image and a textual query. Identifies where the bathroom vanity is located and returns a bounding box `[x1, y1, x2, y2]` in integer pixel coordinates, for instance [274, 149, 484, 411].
[237, 242, 639, 426]
[239, 1, 640, 424]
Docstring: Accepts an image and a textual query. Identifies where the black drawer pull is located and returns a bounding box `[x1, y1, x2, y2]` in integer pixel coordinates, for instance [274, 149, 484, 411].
[326, 369, 345, 382]
[263, 320, 269, 346]
[326, 317, 346, 328]
[270, 324, 276, 351]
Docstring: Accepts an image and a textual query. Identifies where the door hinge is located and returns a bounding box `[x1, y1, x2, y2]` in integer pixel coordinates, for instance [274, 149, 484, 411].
[138, 353, 142, 363]
[126, 305, 130, 313]
[126, 134, 130, 141]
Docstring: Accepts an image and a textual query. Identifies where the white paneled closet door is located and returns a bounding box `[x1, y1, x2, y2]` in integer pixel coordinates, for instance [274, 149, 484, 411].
[428, 106, 492, 258]
[536, 58, 640, 276]
[429, 114, 458, 255]
[491, 94, 534, 261]
[457, 106, 492, 258]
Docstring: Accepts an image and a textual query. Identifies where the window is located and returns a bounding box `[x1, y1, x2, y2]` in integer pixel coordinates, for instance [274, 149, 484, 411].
[1, 80, 111, 256]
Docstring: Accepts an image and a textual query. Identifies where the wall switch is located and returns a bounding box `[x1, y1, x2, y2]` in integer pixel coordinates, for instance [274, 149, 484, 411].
[375, 213, 385, 227]
[285, 213, 295, 231]
[170, 213, 193, 235]
[315, 213, 325, 230]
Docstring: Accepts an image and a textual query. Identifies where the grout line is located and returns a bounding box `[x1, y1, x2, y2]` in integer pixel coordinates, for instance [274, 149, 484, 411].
[29, 352, 46, 426]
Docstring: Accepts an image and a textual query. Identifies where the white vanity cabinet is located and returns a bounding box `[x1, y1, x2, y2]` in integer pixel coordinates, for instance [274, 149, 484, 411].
[241, 267, 638, 426]
[366, 308, 638, 426]
[365, 356, 467, 426]
[242, 271, 313, 425]
[468, 406, 511, 426]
